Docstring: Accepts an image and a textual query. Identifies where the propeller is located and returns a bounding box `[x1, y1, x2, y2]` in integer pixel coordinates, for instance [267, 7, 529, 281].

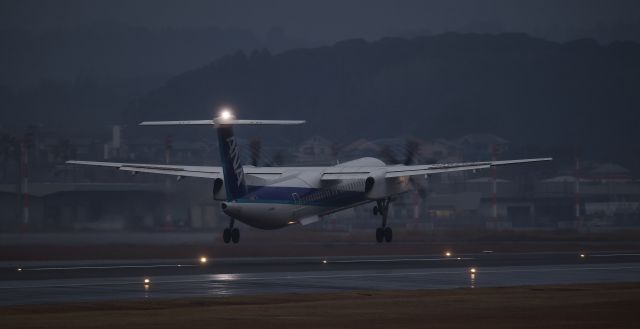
[377, 138, 430, 200]
[247, 138, 290, 167]
[404, 139, 419, 165]
[249, 138, 262, 166]
[378, 138, 421, 166]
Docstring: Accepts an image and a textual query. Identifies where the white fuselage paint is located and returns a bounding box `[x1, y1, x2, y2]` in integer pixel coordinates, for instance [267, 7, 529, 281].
[221, 157, 414, 229]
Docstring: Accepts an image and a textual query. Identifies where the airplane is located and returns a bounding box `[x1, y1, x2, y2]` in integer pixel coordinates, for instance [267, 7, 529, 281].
[67, 109, 551, 244]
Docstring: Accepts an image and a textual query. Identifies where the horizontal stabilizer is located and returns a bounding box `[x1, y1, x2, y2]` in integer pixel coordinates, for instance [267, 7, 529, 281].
[140, 120, 213, 126]
[139, 119, 305, 126]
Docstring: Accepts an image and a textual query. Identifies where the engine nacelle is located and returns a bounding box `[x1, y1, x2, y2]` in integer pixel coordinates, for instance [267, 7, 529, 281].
[212, 178, 227, 201]
[364, 170, 388, 200]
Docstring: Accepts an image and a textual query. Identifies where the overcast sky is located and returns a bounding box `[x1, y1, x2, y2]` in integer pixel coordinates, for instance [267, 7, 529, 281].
[2, 0, 640, 43]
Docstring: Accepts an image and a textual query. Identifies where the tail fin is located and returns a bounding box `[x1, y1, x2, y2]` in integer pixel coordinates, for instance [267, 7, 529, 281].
[139, 117, 305, 201]
[217, 125, 248, 200]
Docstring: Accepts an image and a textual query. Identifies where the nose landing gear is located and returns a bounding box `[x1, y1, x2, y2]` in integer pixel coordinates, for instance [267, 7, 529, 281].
[374, 198, 393, 243]
[223, 218, 240, 244]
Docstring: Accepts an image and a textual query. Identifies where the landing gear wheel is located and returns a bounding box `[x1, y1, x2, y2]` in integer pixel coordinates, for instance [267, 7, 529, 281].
[374, 198, 393, 243]
[231, 228, 240, 244]
[376, 227, 384, 243]
[223, 228, 231, 244]
[384, 227, 393, 243]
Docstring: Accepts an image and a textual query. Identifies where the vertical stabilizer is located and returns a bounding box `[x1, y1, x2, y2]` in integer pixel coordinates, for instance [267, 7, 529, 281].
[217, 125, 248, 201]
[138, 115, 304, 201]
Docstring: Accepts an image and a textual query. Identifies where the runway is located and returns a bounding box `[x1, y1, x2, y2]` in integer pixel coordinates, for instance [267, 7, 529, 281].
[1, 251, 640, 305]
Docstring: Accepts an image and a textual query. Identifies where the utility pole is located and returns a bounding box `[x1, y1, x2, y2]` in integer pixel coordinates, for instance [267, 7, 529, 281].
[491, 144, 497, 219]
[163, 134, 173, 231]
[575, 156, 581, 229]
[20, 133, 33, 230]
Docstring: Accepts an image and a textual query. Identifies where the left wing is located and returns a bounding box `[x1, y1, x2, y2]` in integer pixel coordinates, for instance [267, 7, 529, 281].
[66, 160, 299, 179]
[66, 160, 223, 179]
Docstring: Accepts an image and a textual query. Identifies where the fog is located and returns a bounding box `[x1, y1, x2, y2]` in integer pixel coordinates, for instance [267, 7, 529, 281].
[1, 0, 640, 259]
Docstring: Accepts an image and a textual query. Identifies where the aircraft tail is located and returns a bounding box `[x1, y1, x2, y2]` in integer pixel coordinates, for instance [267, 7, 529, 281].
[139, 116, 304, 201]
[216, 124, 248, 200]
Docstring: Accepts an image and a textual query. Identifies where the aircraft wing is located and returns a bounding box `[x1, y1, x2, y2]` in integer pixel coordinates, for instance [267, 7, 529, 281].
[66, 160, 298, 179]
[68, 157, 551, 181]
[384, 157, 552, 178]
[321, 157, 551, 180]
[67, 160, 224, 179]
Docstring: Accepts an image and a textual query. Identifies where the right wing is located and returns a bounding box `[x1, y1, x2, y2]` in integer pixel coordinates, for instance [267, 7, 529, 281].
[66, 160, 223, 179]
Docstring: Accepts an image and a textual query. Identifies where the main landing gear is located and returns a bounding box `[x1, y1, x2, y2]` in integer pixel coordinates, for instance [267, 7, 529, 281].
[373, 198, 392, 243]
[223, 217, 240, 244]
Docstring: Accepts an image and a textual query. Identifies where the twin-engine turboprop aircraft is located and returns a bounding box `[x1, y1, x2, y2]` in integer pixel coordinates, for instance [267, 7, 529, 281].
[68, 110, 551, 244]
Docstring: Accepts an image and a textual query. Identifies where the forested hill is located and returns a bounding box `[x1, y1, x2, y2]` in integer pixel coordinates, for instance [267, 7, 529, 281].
[129, 32, 640, 160]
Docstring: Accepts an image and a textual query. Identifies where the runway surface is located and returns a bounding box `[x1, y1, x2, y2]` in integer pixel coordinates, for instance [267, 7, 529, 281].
[1, 251, 640, 305]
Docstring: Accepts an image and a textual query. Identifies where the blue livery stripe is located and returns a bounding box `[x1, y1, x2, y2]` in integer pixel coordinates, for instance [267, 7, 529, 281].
[238, 185, 367, 207]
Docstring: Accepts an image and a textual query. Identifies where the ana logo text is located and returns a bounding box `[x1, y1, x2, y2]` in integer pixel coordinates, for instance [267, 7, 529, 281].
[226, 137, 245, 187]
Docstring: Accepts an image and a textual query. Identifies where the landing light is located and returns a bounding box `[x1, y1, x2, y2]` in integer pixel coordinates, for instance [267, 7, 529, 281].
[322, 259, 328, 264]
[144, 278, 151, 284]
[219, 108, 233, 120]
[445, 251, 452, 257]
[469, 268, 477, 273]
[580, 253, 586, 258]
[200, 257, 208, 264]
[287, 220, 296, 225]
[17, 268, 22, 272]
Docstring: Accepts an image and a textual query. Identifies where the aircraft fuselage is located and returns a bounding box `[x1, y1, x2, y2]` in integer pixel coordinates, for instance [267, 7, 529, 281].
[220, 157, 412, 229]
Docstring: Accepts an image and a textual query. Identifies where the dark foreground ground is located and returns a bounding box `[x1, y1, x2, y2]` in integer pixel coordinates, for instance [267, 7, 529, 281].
[2, 283, 639, 329]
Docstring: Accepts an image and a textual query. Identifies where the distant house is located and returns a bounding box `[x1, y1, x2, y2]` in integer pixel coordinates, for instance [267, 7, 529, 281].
[589, 163, 632, 183]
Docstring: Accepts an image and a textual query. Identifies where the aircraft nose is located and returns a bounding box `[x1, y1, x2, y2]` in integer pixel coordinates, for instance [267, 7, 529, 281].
[221, 202, 228, 210]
